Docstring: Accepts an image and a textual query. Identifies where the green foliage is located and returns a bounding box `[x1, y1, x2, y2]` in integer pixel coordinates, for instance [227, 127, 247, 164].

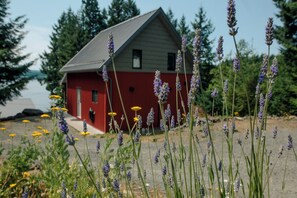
[107, 0, 140, 27]
[40, 8, 85, 94]
[166, 8, 178, 31]
[273, 0, 297, 114]
[177, 15, 191, 37]
[0, 0, 34, 105]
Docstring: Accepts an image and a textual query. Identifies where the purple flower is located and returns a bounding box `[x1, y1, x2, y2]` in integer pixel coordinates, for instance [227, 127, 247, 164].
[192, 29, 201, 67]
[233, 57, 240, 72]
[287, 135, 293, 150]
[224, 79, 228, 94]
[146, 107, 154, 127]
[103, 161, 110, 177]
[137, 115, 142, 129]
[237, 138, 242, 146]
[202, 154, 206, 168]
[227, 0, 238, 36]
[21, 190, 28, 198]
[270, 57, 278, 78]
[165, 104, 171, 121]
[203, 124, 209, 137]
[59, 115, 69, 134]
[188, 74, 200, 106]
[176, 76, 182, 92]
[153, 70, 162, 97]
[66, 135, 75, 146]
[272, 126, 277, 139]
[96, 140, 100, 152]
[216, 36, 224, 61]
[158, 82, 170, 104]
[218, 160, 222, 171]
[258, 93, 265, 122]
[83, 119, 87, 132]
[255, 83, 260, 95]
[182, 34, 187, 53]
[234, 177, 240, 192]
[134, 131, 140, 143]
[118, 131, 123, 146]
[154, 149, 160, 164]
[61, 182, 67, 198]
[162, 165, 167, 176]
[102, 65, 109, 82]
[175, 50, 182, 72]
[107, 33, 114, 56]
[211, 88, 218, 98]
[259, 55, 268, 84]
[113, 179, 120, 192]
[127, 171, 132, 182]
[170, 115, 175, 128]
[223, 123, 229, 137]
[265, 17, 274, 46]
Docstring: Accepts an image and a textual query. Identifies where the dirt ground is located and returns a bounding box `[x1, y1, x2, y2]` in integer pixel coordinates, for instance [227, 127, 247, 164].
[0, 116, 296, 197]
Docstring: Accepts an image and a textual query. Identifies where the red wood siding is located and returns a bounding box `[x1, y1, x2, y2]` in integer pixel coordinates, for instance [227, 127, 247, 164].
[67, 73, 107, 132]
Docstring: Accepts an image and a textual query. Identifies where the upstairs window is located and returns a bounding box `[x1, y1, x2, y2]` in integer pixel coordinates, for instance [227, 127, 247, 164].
[167, 53, 176, 71]
[132, 49, 142, 69]
[92, 90, 98, 103]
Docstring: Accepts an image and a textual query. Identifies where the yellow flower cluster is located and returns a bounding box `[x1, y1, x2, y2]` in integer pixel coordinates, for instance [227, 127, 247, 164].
[0, 127, 6, 131]
[131, 106, 142, 111]
[23, 172, 30, 178]
[49, 95, 61, 100]
[32, 131, 42, 138]
[40, 114, 50, 118]
[43, 129, 49, 135]
[51, 107, 68, 112]
[22, 120, 30, 123]
[9, 133, 16, 138]
[80, 131, 90, 136]
[108, 112, 117, 117]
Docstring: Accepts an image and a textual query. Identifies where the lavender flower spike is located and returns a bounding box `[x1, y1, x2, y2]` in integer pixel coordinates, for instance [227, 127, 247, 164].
[181, 34, 187, 53]
[118, 131, 123, 146]
[287, 135, 293, 150]
[175, 50, 182, 72]
[227, 0, 238, 36]
[103, 161, 110, 177]
[258, 55, 268, 84]
[211, 88, 218, 98]
[270, 57, 278, 79]
[233, 57, 240, 72]
[146, 107, 154, 127]
[107, 33, 114, 56]
[224, 79, 228, 94]
[102, 65, 109, 82]
[158, 82, 170, 104]
[176, 76, 181, 92]
[153, 70, 162, 97]
[265, 17, 274, 46]
[216, 36, 224, 61]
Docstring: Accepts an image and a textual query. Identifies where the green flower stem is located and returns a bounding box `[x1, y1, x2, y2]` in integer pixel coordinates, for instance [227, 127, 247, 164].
[105, 83, 116, 131]
[71, 142, 101, 197]
[110, 56, 131, 132]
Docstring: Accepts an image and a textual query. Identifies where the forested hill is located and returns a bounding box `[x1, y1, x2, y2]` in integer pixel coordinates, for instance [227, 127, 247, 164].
[26, 70, 46, 80]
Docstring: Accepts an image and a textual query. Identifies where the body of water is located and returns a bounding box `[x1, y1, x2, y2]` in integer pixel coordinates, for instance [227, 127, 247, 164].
[19, 80, 51, 111]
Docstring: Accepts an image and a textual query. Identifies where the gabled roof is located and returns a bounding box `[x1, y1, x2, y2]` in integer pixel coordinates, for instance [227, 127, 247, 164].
[60, 8, 184, 73]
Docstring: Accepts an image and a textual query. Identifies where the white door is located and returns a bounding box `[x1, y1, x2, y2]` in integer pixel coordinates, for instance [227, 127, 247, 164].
[76, 88, 81, 118]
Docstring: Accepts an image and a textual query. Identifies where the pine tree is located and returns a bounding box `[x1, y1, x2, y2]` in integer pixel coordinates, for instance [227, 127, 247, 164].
[40, 9, 85, 94]
[123, 0, 140, 19]
[273, 0, 297, 114]
[81, 0, 107, 41]
[177, 15, 191, 37]
[191, 7, 215, 89]
[166, 8, 178, 31]
[0, 0, 34, 105]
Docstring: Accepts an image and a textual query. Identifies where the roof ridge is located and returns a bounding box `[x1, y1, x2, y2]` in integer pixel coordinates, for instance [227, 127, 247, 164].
[100, 8, 160, 34]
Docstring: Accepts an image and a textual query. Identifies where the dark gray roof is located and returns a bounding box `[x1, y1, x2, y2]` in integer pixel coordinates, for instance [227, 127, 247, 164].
[61, 8, 171, 73]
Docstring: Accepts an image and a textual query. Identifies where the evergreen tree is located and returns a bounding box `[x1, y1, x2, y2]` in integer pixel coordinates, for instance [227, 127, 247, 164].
[177, 15, 191, 37]
[40, 9, 85, 94]
[108, 0, 140, 27]
[0, 0, 34, 105]
[123, 0, 140, 19]
[272, 0, 297, 114]
[166, 8, 178, 31]
[191, 7, 215, 89]
[81, 0, 107, 41]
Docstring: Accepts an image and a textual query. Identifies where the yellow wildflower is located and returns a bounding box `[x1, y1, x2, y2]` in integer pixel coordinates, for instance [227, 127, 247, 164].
[9, 184, 16, 188]
[38, 140, 42, 143]
[80, 131, 90, 136]
[61, 107, 68, 112]
[131, 106, 142, 111]
[43, 129, 49, 135]
[74, 138, 79, 141]
[108, 112, 117, 117]
[51, 107, 60, 111]
[22, 120, 30, 123]
[23, 172, 30, 178]
[0, 127, 6, 131]
[37, 126, 43, 130]
[9, 133, 16, 138]
[32, 131, 42, 137]
[133, 117, 139, 122]
[40, 114, 50, 118]
[49, 95, 61, 100]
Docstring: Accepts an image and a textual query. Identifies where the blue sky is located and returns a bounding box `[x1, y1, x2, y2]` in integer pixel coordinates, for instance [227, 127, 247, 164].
[9, 0, 280, 70]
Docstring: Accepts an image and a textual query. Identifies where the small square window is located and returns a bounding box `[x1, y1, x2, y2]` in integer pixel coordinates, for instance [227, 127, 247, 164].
[167, 53, 176, 71]
[133, 49, 142, 69]
[92, 90, 98, 103]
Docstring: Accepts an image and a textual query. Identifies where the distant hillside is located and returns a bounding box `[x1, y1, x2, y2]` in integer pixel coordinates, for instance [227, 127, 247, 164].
[26, 70, 46, 80]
